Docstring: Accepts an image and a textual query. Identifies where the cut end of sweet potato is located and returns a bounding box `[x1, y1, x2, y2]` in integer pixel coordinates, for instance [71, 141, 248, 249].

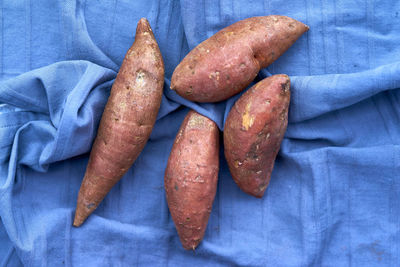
[136, 18, 152, 35]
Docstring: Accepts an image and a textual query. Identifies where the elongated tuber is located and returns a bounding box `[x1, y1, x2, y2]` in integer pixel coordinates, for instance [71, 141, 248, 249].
[73, 18, 164, 227]
[164, 111, 219, 250]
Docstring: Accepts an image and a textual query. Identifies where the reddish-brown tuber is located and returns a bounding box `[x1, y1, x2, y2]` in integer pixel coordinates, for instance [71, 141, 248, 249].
[224, 75, 290, 198]
[73, 18, 164, 227]
[164, 111, 219, 250]
[171, 15, 308, 102]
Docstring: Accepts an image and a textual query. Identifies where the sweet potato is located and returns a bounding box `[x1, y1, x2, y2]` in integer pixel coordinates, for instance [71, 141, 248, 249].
[170, 15, 308, 102]
[164, 111, 219, 250]
[73, 18, 164, 227]
[224, 75, 290, 198]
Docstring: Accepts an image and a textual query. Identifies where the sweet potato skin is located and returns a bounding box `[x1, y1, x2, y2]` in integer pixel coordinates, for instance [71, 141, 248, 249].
[171, 15, 307, 102]
[224, 75, 290, 198]
[73, 18, 164, 227]
[165, 111, 219, 250]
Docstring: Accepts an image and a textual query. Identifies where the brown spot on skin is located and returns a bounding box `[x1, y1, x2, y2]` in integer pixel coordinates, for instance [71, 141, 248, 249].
[269, 51, 275, 60]
[186, 86, 193, 95]
[136, 70, 145, 83]
[281, 82, 290, 93]
[234, 160, 243, 168]
[208, 71, 220, 80]
[193, 175, 204, 183]
[284, 82, 290, 92]
[259, 183, 268, 192]
[86, 203, 95, 209]
[280, 111, 287, 121]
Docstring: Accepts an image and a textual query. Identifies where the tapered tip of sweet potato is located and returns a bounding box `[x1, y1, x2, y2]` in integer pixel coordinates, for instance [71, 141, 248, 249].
[181, 240, 201, 250]
[301, 24, 310, 34]
[237, 184, 266, 198]
[270, 15, 309, 32]
[72, 220, 82, 228]
[136, 18, 152, 34]
[73, 215, 84, 228]
[73, 204, 89, 227]
[275, 73, 290, 80]
[250, 191, 265, 198]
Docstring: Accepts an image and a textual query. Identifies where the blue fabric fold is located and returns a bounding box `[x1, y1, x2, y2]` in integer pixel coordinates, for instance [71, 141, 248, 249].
[1, 0, 399, 266]
[0, 60, 116, 172]
[0, 219, 23, 267]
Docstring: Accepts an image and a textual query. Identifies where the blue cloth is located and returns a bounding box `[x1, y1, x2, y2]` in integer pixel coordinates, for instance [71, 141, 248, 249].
[1, 0, 400, 266]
